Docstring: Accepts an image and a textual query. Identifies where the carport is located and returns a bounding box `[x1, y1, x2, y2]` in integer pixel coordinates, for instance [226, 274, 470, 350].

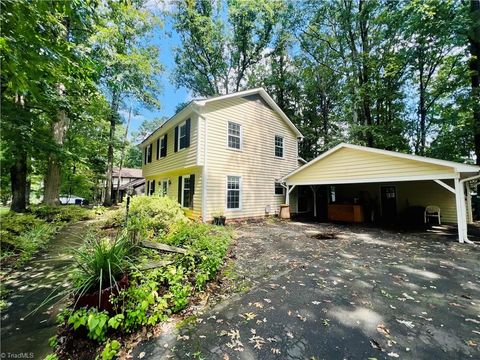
[282, 143, 480, 243]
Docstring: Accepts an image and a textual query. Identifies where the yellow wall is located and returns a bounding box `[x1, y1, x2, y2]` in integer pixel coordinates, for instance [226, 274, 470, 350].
[142, 113, 199, 178]
[145, 166, 203, 220]
[287, 147, 455, 184]
[203, 95, 299, 220]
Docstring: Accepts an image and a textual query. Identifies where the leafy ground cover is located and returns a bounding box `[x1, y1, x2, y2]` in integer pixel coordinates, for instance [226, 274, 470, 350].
[0, 205, 101, 269]
[49, 196, 232, 359]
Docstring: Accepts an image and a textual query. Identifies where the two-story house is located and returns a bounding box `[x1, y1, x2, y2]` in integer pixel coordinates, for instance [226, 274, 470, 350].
[140, 88, 303, 222]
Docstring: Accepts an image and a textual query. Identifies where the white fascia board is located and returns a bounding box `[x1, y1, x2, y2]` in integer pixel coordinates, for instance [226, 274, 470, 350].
[285, 173, 458, 186]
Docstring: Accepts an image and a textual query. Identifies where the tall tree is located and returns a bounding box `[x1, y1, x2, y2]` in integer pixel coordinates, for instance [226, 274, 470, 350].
[93, 0, 162, 206]
[172, 0, 282, 97]
[469, 0, 480, 164]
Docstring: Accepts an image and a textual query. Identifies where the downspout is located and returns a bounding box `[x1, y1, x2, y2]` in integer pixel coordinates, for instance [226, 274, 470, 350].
[459, 174, 480, 244]
[192, 104, 208, 223]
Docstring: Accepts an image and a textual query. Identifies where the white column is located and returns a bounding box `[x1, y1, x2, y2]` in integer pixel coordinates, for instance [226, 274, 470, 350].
[466, 185, 473, 224]
[286, 185, 290, 205]
[454, 178, 466, 243]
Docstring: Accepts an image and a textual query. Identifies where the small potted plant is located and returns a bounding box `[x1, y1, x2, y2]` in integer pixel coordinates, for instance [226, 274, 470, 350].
[212, 211, 226, 226]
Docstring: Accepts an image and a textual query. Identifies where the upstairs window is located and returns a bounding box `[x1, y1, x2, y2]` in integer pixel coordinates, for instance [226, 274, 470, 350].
[175, 119, 191, 151]
[275, 182, 285, 195]
[227, 176, 241, 209]
[228, 122, 241, 150]
[275, 135, 283, 158]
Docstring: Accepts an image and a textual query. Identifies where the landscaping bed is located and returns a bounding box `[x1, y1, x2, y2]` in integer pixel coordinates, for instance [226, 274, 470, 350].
[47, 196, 233, 360]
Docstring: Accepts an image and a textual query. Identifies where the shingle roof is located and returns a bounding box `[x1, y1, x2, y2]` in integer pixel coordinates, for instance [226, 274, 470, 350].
[112, 167, 143, 178]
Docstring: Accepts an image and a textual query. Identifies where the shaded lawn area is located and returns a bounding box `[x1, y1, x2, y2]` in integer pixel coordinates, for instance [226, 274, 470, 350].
[133, 220, 480, 359]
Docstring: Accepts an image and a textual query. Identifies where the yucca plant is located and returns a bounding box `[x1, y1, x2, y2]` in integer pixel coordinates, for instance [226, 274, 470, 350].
[71, 231, 135, 308]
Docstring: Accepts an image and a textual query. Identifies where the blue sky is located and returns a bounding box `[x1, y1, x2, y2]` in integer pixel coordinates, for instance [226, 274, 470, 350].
[125, 10, 190, 137]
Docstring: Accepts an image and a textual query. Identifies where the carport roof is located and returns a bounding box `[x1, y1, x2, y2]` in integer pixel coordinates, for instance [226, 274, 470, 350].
[283, 143, 479, 183]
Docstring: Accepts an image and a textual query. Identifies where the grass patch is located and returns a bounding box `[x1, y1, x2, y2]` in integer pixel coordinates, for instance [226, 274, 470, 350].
[176, 315, 198, 330]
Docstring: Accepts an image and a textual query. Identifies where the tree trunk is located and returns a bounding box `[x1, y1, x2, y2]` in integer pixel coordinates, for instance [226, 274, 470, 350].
[418, 56, 427, 156]
[103, 94, 119, 207]
[115, 107, 132, 203]
[43, 84, 68, 205]
[359, 0, 373, 147]
[470, 0, 480, 164]
[10, 151, 27, 212]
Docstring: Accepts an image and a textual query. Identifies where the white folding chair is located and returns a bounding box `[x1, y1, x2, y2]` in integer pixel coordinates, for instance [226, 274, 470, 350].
[424, 205, 441, 225]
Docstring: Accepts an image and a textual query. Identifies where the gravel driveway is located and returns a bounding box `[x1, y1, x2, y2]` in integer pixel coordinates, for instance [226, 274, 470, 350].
[133, 220, 480, 359]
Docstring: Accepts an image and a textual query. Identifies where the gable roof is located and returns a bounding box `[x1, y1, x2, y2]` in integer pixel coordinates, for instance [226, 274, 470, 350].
[283, 143, 479, 180]
[140, 88, 303, 146]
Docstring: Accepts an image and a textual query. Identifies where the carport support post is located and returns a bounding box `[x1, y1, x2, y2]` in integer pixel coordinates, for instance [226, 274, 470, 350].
[454, 178, 466, 243]
[286, 185, 296, 206]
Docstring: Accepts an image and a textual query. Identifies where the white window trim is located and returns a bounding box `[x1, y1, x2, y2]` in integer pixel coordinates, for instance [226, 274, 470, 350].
[177, 120, 187, 152]
[227, 121, 243, 152]
[225, 175, 242, 211]
[181, 175, 191, 208]
[275, 135, 284, 158]
[161, 179, 169, 196]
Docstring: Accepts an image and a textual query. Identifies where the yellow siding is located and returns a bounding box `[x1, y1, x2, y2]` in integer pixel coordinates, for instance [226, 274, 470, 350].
[288, 147, 455, 184]
[142, 113, 199, 178]
[145, 167, 203, 220]
[397, 180, 457, 223]
[203, 96, 299, 220]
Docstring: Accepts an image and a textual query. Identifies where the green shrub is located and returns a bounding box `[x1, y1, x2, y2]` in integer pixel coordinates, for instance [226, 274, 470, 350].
[30, 205, 94, 223]
[0, 213, 44, 250]
[126, 195, 188, 240]
[102, 206, 126, 228]
[71, 231, 134, 298]
[68, 308, 109, 342]
[166, 224, 231, 289]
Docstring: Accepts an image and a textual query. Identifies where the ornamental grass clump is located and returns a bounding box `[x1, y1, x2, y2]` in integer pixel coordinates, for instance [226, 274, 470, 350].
[71, 231, 134, 306]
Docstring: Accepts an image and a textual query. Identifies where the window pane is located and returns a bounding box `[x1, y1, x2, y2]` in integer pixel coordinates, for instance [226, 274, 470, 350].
[275, 136, 283, 157]
[227, 176, 240, 209]
[275, 182, 284, 195]
[228, 122, 241, 149]
[228, 135, 240, 149]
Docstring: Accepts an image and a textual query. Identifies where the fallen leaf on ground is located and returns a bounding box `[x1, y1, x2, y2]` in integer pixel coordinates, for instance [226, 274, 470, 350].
[396, 319, 415, 328]
[370, 339, 383, 351]
[377, 324, 390, 336]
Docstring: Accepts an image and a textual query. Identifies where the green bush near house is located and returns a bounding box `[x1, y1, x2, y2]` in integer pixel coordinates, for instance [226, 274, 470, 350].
[126, 195, 188, 240]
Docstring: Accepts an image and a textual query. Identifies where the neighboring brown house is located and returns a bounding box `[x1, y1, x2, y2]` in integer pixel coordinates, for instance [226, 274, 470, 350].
[108, 167, 144, 203]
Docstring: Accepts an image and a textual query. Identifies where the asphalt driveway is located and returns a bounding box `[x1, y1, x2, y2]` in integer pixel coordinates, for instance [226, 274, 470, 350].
[133, 221, 480, 359]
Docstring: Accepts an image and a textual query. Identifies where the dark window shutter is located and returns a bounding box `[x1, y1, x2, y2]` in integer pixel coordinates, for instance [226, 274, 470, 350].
[189, 174, 195, 209]
[156, 138, 160, 160]
[144, 147, 147, 165]
[148, 144, 153, 163]
[177, 176, 182, 204]
[146, 180, 150, 195]
[162, 134, 167, 157]
[174, 126, 179, 152]
[151, 180, 155, 195]
[185, 118, 191, 148]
